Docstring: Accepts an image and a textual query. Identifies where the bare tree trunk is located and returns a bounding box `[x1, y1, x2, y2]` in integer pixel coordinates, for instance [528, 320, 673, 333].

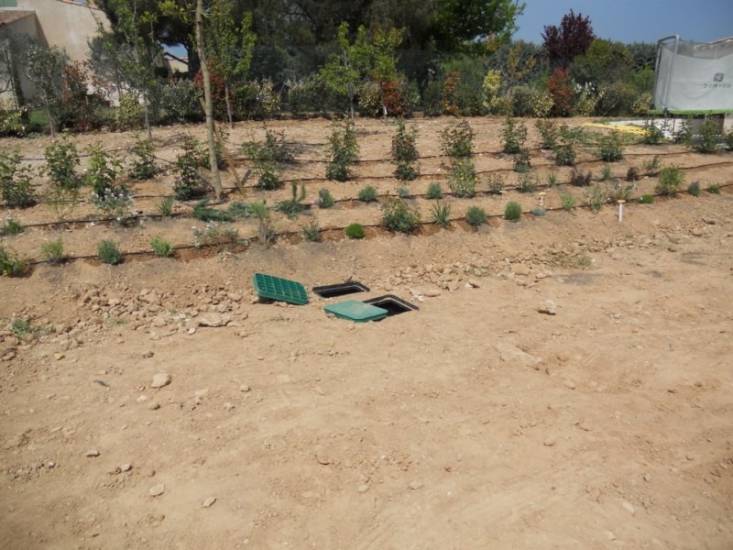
[45, 101, 55, 138]
[195, 0, 222, 200]
[143, 97, 152, 140]
[224, 84, 233, 128]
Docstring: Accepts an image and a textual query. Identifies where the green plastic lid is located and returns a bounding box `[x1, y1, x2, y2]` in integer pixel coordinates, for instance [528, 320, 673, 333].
[252, 273, 308, 305]
[324, 300, 388, 323]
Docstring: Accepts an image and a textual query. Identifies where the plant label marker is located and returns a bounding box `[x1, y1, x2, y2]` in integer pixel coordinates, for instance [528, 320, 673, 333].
[538, 192, 546, 208]
[617, 200, 625, 222]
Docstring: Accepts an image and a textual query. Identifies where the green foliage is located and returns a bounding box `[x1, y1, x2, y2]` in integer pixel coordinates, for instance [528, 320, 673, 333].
[706, 184, 721, 194]
[128, 136, 157, 180]
[626, 167, 640, 182]
[687, 181, 701, 197]
[394, 162, 418, 181]
[302, 221, 321, 242]
[381, 197, 420, 233]
[691, 119, 722, 153]
[174, 137, 207, 200]
[41, 239, 65, 264]
[242, 130, 294, 164]
[426, 182, 443, 199]
[317, 188, 335, 208]
[397, 186, 411, 199]
[547, 173, 558, 187]
[193, 223, 242, 248]
[600, 165, 612, 181]
[571, 39, 633, 87]
[656, 166, 684, 196]
[10, 318, 32, 338]
[448, 158, 476, 198]
[391, 119, 418, 163]
[586, 184, 607, 212]
[517, 174, 537, 193]
[248, 201, 275, 245]
[23, 43, 67, 135]
[0, 150, 36, 208]
[608, 179, 635, 201]
[440, 119, 474, 158]
[487, 174, 504, 195]
[570, 168, 592, 187]
[0, 246, 28, 277]
[1, 219, 24, 236]
[642, 155, 660, 174]
[465, 206, 487, 228]
[638, 194, 655, 204]
[97, 240, 122, 265]
[504, 201, 522, 221]
[345, 223, 365, 239]
[431, 201, 451, 227]
[502, 117, 527, 154]
[726, 131, 733, 151]
[86, 145, 130, 220]
[44, 139, 81, 191]
[326, 120, 359, 181]
[642, 122, 664, 145]
[358, 185, 378, 203]
[0, 109, 27, 137]
[553, 126, 578, 166]
[150, 236, 174, 257]
[560, 192, 576, 210]
[227, 202, 252, 219]
[598, 131, 623, 162]
[193, 200, 235, 222]
[276, 182, 308, 218]
[158, 196, 174, 217]
[536, 119, 558, 149]
[512, 148, 531, 173]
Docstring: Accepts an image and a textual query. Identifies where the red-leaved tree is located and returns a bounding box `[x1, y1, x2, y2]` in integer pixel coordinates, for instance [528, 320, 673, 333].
[542, 10, 595, 68]
[547, 67, 574, 116]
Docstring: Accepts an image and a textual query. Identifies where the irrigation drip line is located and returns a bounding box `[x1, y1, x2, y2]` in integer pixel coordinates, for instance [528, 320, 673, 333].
[16, 180, 733, 270]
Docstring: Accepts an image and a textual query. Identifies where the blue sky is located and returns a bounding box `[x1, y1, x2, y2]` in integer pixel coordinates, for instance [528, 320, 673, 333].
[514, 0, 733, 44]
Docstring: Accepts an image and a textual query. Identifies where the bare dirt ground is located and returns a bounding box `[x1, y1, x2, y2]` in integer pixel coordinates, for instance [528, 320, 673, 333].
[1, 117, 732, 549]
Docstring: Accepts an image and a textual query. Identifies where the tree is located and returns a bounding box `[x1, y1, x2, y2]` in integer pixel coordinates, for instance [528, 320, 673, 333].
[431, 0, 524, 52]
[542, 9, 594, 68]
[206, 0, 256, 127]
[23, 43, 67, 137]
[571, 39, 633, 87]
[319, 23, 370, 118]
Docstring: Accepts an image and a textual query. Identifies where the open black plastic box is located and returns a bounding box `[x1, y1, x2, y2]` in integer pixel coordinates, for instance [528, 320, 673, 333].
[364, 295, 418, 317]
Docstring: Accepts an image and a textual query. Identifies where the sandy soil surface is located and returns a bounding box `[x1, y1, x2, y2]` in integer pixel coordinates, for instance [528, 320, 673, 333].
[1, 117, 732, 549]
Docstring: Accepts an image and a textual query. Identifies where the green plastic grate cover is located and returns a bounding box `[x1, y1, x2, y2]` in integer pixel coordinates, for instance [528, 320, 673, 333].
[324, 300, 388, 323]
[252, 273, 309, 305]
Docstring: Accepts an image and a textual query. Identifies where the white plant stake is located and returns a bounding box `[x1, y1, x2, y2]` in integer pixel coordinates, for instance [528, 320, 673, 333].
[538, 192, 546, 209]
[617, 199, 625, 222]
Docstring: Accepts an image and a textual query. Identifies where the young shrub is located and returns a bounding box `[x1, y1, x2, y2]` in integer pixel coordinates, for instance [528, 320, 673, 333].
[249, 201, 275, 245]
[302, 221, 321, 242]
[150, 236, 174, 257]
[391, 119, 419, 180]
[536, 119, 558, 150]
[642, 122, 664, 145]
[344, 223, 365, 239]
[608, 179, 635, 202]
[358, 185, 378, 203]
[547, 173, 558, 187]
[317, 188, 335, 209]
[193, 223, 241, 248]
[560, 192, 576, 210]
[431, 201, 451, 227]
[626, 166, 640, 182]
[502, 117, 528, 154]
[41, 239, 65, 264]
[487, 174, 504, 195]
[553, 125, 578, 166]
[531, 207, 546, 217]
[691, 119, 721, 153]
[448, 158, 476, 198]
[326, 120, 359, 181]
[174, 138, 208, 200]
[276, 182, 308, 218]
[397, 186, 411, 199]
[440, 119, 474, 158]
[642, 155, 661, 174]
[706, 183, 721, 194]
[381, 197, 421, 233]
[512, 148, 531, 173]
[88, 146, 131, 221]
[0, 151, 36, 208]
[97, 240, 122, 265]
[158, 196, 174, 217]
[586, 184, 607, 212]
[600, 165, 612, 181]
[517, 174, 537, 193]
[465, 206, 487, 228]
[10, 318, 32, 338]
[639, 194, 655, 204]
[687, 181, 701, 197]
[193, 200, 235, 222]
[598, 131, 623, 162]
[504, 201, 522, 221]
[0, 218, 24, 236]
[0, 246, 28, 277]
[570, 168, 592, 187]
[227, 202, 252, 219]
[656, 166, 684, 196]
[128, 136, 158, 180]
[426, 182, 443, 200]
[726, 130, 733, 151]
[44, 138, 82, 191]
[242, 129, 294, 164]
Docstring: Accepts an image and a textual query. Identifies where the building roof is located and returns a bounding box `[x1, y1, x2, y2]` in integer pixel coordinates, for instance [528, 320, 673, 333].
[0, 11, 35, 27]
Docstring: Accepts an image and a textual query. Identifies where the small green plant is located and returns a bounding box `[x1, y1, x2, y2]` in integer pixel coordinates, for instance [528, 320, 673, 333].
[639, 194, 655, 204]
[440, 119, 474, 158]
[687, 181, 701, 197]
[504, 201, 522, 221]
[150, 236, 174, 257]
[302, 221, 321, 242]
[317, 188, 335, 208]
[517, 174, 537, 193]
[174, 137, 208, 200]
[44, 138, 81, 191]
[513, 148, 531, 173]
[487, 174, 504, 195]
[726, 130, 733, 151]
[608, 179, 635, 202]
[193, 200, 235, 222]
[586, 184, 607, 212]
[276, 182, 308, 218]
[242, 129, 294, 164]
[531, 208, 546, 216]
[0, 246, 28, 277]
[626, 166, 640, 182]
[0, 151, 36, 208]
[536, 119, 558, 149]
[600, 165, 612, 181]
[10, 318, 32, 337]
[249, 201, 275, 245]
[193, 223, 241, 247]
[326, 120, 359, 181]
[431, 201, 451, 227]
[570, 168, 592, 187]
[465, 206, 487, 228]
[706, 183, 720, 194]
[97, 240, 122, 265]
[391, 119, 419, 180]
[560, 192, 576, 210]
[345, 223, 365, 239]
[0, 218, 24, 236]
[553, 125, 578, 166]
[448, 158, 476, 198]
[397, 186, 411, 199]
[41, 239, 65, 264]
[642, 155, 660, 174]
[502, 117, 527, 154]
[547, 173, 558, 187]
[598, 131, 623, 162]
[358, 185, 378, 203]
[656, 166, 684, 196]
[426, 182, 443, 199]
[691, 119, 721, 153]
[381, 198, 420, 233]
[158, 196, 174, 217]
[641, 122, 664, 145]
[128, 136, 158, 180]
[227, 202, 252, 219]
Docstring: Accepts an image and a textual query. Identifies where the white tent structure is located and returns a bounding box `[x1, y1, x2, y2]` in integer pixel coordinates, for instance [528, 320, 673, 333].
[654, 35, 733, 114]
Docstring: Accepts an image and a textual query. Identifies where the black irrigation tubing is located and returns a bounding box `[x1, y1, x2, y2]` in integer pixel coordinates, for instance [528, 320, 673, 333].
[7, 159, 733, 232]
[21, 181, 733, 269]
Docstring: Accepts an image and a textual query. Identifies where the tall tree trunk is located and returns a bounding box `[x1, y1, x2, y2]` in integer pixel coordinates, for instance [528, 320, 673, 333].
[143, 97, 152, 140]
[45, 101, 55, 138]
[195, 0, 222, 199]
[224, 84, 233, 128]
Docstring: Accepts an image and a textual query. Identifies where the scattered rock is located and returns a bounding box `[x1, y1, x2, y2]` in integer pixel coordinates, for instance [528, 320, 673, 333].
[408, 481, 424, 490]
[223, 402, 235, 411]
[202, 497, 217, 508]
[120, 463, 133, 472]
[142, 351, 155, 359]
[239, 384, 251, 393]
[149, 484, 165, 497]
[54, 353, 65, 361]
[512, 263, 530, 276]
[538, 299, 557, 315]
[563, 380, 577, 390]
[151, 373, 171, 389]
[495, 342, 542, 369]
[690, 227, 704, 237]
[543, 438, 556, 447]
[621, 500, 635, 515]
[85, 449, 100, 458]
[148, 402, 161, 411]
[357, 484, 369, 493]
[197, 313, 229, 328]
